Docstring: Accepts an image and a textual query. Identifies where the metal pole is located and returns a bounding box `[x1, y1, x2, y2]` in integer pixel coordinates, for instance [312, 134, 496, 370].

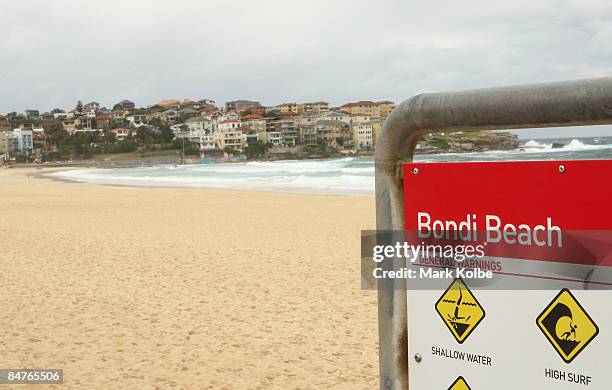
[375, 77, 612, 390]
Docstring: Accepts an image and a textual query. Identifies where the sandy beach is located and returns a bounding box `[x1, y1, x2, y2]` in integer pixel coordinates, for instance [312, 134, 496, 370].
[0, 168, 377, 389]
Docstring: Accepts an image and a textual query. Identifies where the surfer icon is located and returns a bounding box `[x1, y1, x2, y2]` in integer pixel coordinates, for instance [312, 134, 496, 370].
[536, 288, 600, 363]
[561, 324, 577, 341]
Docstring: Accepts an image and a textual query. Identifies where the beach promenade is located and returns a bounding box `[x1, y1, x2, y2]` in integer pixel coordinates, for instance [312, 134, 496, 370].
[0, 168, 377, 389]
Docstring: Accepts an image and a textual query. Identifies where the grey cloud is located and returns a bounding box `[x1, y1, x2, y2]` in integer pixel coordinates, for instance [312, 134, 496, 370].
[1, 0, 611, 137]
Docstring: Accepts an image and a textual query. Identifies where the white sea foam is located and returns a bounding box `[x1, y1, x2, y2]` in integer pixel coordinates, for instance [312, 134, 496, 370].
[51, 139, 612, 194]
[521, 139, 611, 153]
[524, 140, 549, 148]
[52, 158, 375, 195]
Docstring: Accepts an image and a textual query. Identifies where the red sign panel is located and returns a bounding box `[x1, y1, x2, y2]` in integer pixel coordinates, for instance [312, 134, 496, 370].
[403, 160, 612, 269]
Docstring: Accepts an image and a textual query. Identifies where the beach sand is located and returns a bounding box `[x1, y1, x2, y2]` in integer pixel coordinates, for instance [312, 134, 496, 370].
[0, 168, 377, 389]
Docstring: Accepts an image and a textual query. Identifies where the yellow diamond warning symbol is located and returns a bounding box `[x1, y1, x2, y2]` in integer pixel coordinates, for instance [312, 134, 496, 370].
[435, 278, 485, 344]
[536, 288, 599, 363]
[448, 376, 471, 390]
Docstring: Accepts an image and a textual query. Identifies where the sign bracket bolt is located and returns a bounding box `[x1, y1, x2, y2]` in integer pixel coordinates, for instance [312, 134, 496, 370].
[414, 353, 422, 363]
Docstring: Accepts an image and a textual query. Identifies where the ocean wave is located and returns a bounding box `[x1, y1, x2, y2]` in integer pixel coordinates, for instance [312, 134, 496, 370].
[51, 163, 374, 195]
[521, 138, 612, 152]
[51, 140, 611, 194]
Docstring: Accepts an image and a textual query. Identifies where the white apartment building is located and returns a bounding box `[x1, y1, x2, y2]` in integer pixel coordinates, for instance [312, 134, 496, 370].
[112, 128, 131, 141]
[170, 123, 187, 135]
[296, 115, 319, 126]
[299, 126, 317, 146]
[245, 121, 267, 143]
[350, 114, 371, 124]
[185, 116, 213, 133]
[125, 114, 148, 127]
[214, 130, 245, 150]
[172, 124, 216, 151]
[317, 111, 351, 124]
[351, 123, 373, 150]
[242, 117, 266, 134]
[217, 112, 240, 122]
[53, 112, 73, 119]
[217, 120, 241, 132]
[194, 134, 216, 151]
[13, 128, 33, 154]
[267, 131, 282, 146]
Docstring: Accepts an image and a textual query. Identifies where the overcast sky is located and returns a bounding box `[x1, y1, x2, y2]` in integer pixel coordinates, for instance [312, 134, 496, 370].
[2, 0, 612, 138]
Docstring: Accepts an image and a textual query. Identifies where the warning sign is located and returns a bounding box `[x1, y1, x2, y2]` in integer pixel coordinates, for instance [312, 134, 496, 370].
[448, 376, 471, 390]
[435, 278, 485, 344]
[403, 160, 612, 388]
[537, 288, 599, 363]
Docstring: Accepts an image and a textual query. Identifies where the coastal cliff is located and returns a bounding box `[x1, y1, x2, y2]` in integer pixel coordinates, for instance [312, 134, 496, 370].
[416, 131, 519, 154]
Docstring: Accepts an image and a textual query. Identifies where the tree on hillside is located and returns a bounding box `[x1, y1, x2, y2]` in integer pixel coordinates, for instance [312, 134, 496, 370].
[46, 127, 70, 149]
[103, 128, 116, 144]
[160, 125, 174, 143]
[76, 100, 84, 114]
[172, 138, 199, 156]
[136, 126, 163, 146]
[244, 142, 268, 158]
[263, 110, 280, 118]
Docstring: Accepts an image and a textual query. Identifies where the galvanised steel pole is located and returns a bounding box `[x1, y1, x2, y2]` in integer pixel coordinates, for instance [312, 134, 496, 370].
[375, 77, 612, 390]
